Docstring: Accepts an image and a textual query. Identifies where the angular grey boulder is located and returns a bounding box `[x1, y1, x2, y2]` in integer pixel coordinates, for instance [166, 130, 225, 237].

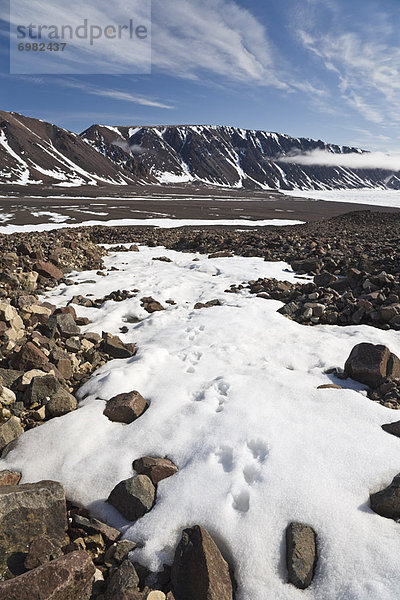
[107, 475, 155, 521]
[286, 522, 317, 589]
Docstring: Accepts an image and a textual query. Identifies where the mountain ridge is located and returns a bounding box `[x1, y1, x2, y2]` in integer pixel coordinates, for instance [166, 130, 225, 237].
[1, 110, 400, 190]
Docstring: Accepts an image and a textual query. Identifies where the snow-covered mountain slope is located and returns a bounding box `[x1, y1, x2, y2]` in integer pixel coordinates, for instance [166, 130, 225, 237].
[0, 111, 134, 186]
[2, 110, 400, 190]
[81, 123, 400, 191]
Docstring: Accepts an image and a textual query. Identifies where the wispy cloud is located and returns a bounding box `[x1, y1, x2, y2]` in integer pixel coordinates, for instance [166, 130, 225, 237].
[281, 149, 400, 171]
[297, 2, 400, 126]
[55, 79, 174, 109]
[151, 0, 288, 88]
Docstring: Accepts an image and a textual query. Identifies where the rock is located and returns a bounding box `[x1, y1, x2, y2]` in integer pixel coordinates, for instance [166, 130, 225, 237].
[0, 368, 23, 389]
[382, 420, 400, 437]
[317, 384, 342, 390]
[0, 480, 67, 578]
[71, 514, 120, 545]
[0, 301, 24, 331]
[11, 341, 49, 371]
[34, 260, 64, 281]
[146, 593, 166, 600]
[172, 525, 233, 600]
[46, 389, 77, 417]
[107, 475, 156, 521]
[0, 469, 21, 486]
[19, 369, 49, 388]
[194, 299, 222, 310]
[344, 343, 400, 387]
[0, 550, 95, 599]
[46, 313, 80, 338]
[133, 457, 178, 485]
[286, 522, 317, 589]
[25, 374, 61, 406]
[103, 559, 140, 600]
[141, 297, 165, 313]
[104, 540, 136, 568]
[370, 473, 400, 519]
[0, 385, 16, 406]
[101, 332, 136, 359]
[104, 391, 148, 424]
[0, 416, 24, 454]
[208, 251, 233, 258]
[24, 535, 63, 570]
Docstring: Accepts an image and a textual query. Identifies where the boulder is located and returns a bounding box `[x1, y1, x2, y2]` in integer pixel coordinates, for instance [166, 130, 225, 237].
[286, 522, 317, 589]
[104, 391, 148, 424]
[0, 480, 67, 579]
[107, 475, 156, 521]
[344, 343, 400, 387]
[172, 525, 233, 600]
[25, 374, 61, 406]
[24, 535, 63, 570]
[46, 389, 77, 417]
[45, 313, 80, 339]
[370, 473, 400, 519]
[103, 559, 139, 600]
[11, 342, 49, 371]
[0, 469, 21, 486]
[0, 550, 95, 599]
[101, 332, 136, 359]
[0, 416, 24, 454]
[33, 261, 64, 281]
[133, 457, 178, 485]
[0, 368, 23, 389]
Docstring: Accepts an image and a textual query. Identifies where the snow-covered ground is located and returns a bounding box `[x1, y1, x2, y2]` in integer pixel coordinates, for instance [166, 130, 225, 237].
[0, 217, 303, 235]
[2, 246, 400, 599]
[281, 188, 400, 209]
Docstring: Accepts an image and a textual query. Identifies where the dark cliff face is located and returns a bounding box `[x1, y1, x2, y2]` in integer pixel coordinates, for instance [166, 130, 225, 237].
[81, 123, 400, 190]
[1, 110, 399, 190]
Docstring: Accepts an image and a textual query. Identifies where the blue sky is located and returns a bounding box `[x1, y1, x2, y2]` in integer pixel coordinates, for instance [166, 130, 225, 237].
[0, 0, 399, 151]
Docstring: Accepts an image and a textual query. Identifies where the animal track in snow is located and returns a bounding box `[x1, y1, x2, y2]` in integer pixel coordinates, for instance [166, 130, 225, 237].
[213, 438, 269, 513]
[192, 377, 230, 412]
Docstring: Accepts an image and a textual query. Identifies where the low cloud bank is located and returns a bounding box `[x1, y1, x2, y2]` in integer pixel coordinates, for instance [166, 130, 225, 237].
[280, 149, 400, 171]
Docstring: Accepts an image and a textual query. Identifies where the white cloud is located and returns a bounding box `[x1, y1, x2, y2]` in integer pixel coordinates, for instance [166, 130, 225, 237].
[297, 9, 400, 126]
[281, 149, 400, 171]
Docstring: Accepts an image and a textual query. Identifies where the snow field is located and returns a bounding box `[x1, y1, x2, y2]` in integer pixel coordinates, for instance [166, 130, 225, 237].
[1, 246, 400, 599]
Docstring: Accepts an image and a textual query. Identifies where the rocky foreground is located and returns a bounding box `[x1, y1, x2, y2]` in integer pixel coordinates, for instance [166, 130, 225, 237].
[1, 210, 400, 598]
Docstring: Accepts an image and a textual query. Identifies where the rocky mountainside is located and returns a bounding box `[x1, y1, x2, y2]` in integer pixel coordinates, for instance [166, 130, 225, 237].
[1, 110, 400, 190]
[0, 111, 135, 187]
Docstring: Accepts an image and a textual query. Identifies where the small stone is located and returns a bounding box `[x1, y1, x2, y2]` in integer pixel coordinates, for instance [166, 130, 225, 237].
[104, 539, 136, 568]
[71, 514, 121, 545]
[317, 384, 342, 390]
[104, 391, 148, 424]
[0, 469, 21, 486]
[0, 386, 16, 406]
[286, 522, 317, 589]
[133, 457, 178, 485]
[146, 592, 166, 600]
[107, 475, 156, 521]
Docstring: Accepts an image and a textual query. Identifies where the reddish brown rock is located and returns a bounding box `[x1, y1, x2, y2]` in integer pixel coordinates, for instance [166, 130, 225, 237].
[11, 341, 49, 371]
[0, 469, 21, 486]
[133, 457, 178, 485]
[0, 550, 95, 599]
[33, 261, 64, 281]
[172, 525, 233, 600]
[344, 343, 399, 387]
[24, 535, 63, 570]
[101, 332, 136, 359]
[370, 473, 400, 519]
[382, 420, 400, 437]
[104, 391, 148, 424]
